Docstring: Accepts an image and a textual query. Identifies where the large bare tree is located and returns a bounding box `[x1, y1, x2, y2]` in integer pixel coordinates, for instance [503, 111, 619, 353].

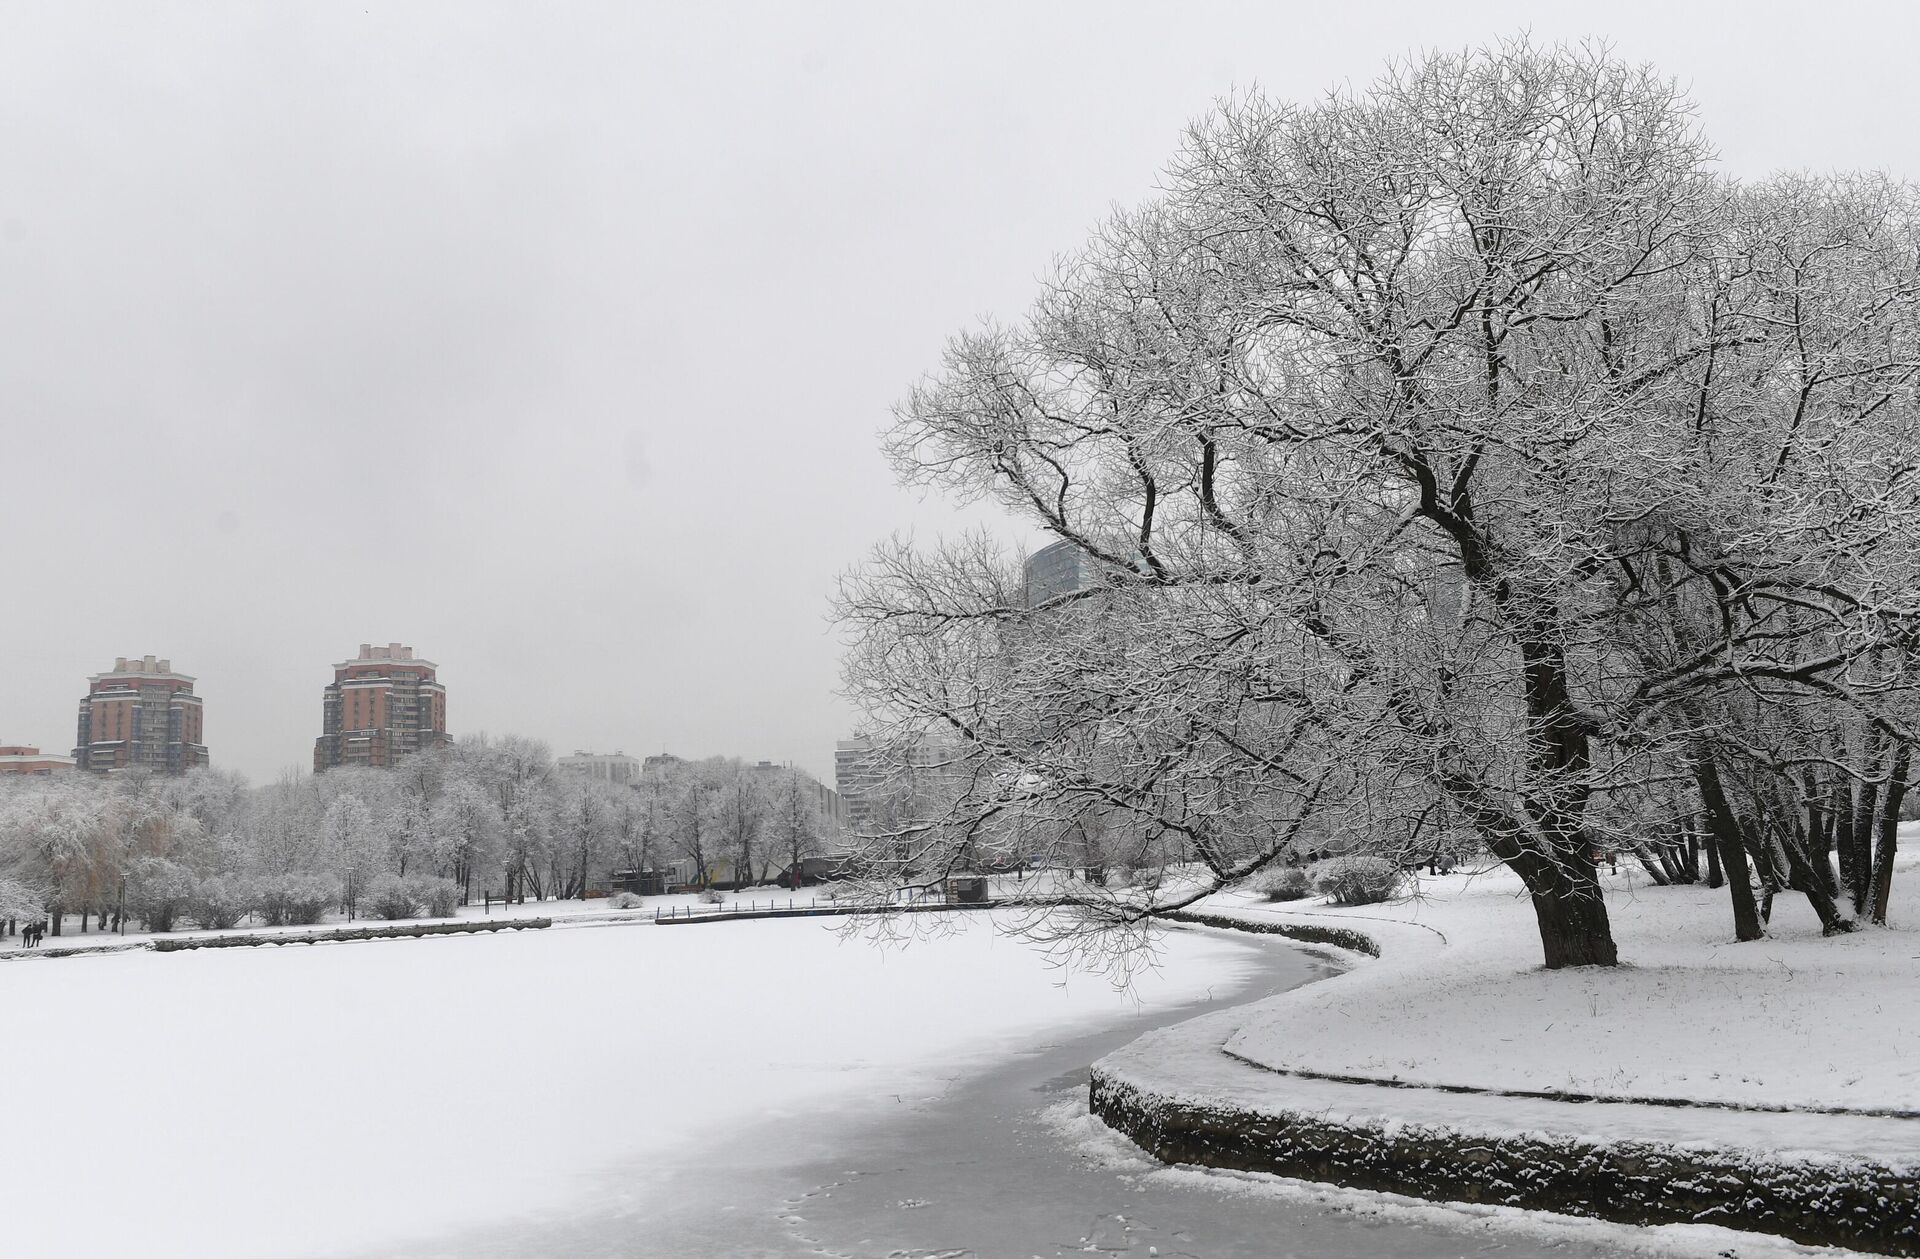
[838, 40, 1920, 969]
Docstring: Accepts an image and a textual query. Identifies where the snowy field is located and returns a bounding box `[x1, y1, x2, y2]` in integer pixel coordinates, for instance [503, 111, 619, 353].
[0, 912, 1258, 1258]
[1220, 841, 1920, 1114]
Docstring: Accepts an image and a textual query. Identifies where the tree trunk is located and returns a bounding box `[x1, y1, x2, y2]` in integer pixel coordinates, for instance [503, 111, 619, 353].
[1633, 846, 1671, 886]
[1847, 745, 1883, 914]
[1528, 872, 1617, 968]
[1443, 776, 1617, 968]
[1657, 838, 1691, 884]
[1775, 827, 1856, 936]
[1694, 752, 1764, 941]
[1514, 632, 1615, 968]
[1869, 743, 1909, 925]
[1801, 772, 1842, 898]
[1702, 814, 1724, 888]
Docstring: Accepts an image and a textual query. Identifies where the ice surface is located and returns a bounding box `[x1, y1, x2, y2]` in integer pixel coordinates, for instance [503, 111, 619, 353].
[0, 912, 1253, 1258]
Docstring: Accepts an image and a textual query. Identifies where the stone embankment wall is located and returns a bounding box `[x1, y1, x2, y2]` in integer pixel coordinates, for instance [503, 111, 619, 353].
[1090, 1070, 1918, 1255]
[1161, 908, 1380, 956]
[151, 918, 552, 950]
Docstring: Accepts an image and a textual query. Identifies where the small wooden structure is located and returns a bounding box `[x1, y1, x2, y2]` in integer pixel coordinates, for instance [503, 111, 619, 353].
[945, 875, 989, 904]
[609, 868, 670, 897]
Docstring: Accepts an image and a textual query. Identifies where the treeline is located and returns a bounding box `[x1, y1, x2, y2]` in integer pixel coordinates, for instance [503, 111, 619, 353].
[0, 736, 836, 936]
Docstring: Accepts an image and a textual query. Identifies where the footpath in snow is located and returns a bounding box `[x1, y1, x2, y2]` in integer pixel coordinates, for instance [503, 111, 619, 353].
[1093, 843, 1920, 1255]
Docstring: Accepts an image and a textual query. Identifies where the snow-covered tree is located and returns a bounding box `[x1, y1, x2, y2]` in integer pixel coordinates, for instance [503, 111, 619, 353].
[554, 773, 619, 898]
[711, 765, 766, 888]
[838, 39, 1920, 968]
[319, 794, 382, 919]
[767, 769, 828, 885]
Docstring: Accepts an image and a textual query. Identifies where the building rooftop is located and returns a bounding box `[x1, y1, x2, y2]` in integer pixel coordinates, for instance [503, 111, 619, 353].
[88, 655, 195, 684]
[335, 643, 438, 670]
[0, 746, 76, 767]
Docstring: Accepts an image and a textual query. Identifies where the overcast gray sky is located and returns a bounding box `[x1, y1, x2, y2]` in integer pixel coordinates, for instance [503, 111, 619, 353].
[3, 1, 1916, 785]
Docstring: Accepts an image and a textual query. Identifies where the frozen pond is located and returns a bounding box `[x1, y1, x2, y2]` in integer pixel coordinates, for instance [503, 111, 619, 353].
[8, 911, 1720, 1258]
[383, 930, 1660, 1259]
[3, 911, 1250, 1257]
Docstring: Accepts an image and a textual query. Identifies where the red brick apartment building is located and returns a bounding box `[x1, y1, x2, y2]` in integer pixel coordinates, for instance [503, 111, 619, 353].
[314, 643, 449, 771]
[0, 745, 75, 775]
[72, 656, 209, 773]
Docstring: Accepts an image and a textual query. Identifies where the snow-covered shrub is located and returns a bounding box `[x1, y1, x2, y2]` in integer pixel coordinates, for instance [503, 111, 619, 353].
[697, 887, 726, 905]
[192, 874, 254, 929]
[610, 891, 644, 909]
[1105, 865, 1164, 891]
[126, 857, 197, 932]
[255, 872, 338, 926]
[364, 873, 423, 921]
[0, 876, 44, 925]
[1308, 855, 1404, 906]
[1248, 866, 1312, 902]
[406, 874, 461, 918]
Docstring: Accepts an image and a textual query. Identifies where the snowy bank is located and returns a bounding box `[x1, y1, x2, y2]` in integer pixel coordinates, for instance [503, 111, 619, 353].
[1221, 850, 1920, 1112]
[1089, 841, 1920, 1254]
[1093, 1009, 1918, 1254]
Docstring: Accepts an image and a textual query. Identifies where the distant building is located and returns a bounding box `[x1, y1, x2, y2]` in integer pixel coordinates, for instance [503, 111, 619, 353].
[835, 735, 962, 837]
[835, 738, 884, 835]
[73, 656, 208, 774]
[558, 750, 641, 786]
[314, 643, 449, 771]
[746, 759, 848, 827]
[636, 752, 846, 827]
[1023, 539, 1089, 606]
[0, 745, 75, 776]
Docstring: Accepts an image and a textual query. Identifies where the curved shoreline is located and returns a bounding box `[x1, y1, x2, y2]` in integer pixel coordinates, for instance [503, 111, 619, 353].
[1092, 915, 1920, 1257]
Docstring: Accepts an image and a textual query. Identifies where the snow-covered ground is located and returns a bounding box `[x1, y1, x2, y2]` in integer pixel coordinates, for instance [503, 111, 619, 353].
[0, 910, 1257, 1259]
[1217, 839, 1920, 1115]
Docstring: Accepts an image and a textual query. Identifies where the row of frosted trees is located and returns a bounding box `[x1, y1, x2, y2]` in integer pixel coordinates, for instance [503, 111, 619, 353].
[0, 736, 835, 936]
[836, 41, 1920, 968]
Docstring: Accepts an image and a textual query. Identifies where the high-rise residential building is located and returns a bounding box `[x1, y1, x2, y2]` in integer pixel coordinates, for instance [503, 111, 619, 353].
[557, 750, 642, 786]
[835, 735, 962, 836]
[834, 738, 881, 835]
[0, 745, 75, 776]
[1023, 539, 1089, 606]
[313, 643, 449, 771]
[73, 656, 209, 774]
